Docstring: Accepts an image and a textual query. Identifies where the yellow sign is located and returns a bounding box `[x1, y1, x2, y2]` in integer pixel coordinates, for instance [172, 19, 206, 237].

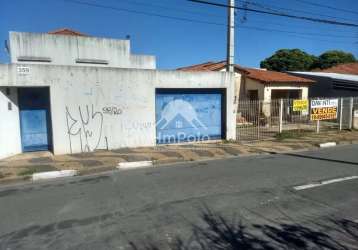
[310, 107, 337, 121]
[293, 99, 308, 112]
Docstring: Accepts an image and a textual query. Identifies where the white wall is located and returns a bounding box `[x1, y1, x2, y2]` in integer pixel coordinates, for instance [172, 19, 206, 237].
[0, 87, 21, 159]
[9, 32, 156, 69]
[219, 69, 243, 102]
[264, 84, 309, 101]
[0, 64, 236, 157]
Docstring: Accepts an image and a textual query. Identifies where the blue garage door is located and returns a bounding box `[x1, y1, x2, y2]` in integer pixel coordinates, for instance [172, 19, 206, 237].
[18, 88, 52, 152]
[156, 89, 224, 144]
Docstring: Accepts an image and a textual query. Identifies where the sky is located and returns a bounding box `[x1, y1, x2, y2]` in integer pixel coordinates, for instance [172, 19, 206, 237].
[0, 0, 357, 69]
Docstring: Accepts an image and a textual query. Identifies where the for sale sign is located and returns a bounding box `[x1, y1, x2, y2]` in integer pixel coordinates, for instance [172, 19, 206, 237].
[310, 99, 338, 121]
[293, 99, 308, 112]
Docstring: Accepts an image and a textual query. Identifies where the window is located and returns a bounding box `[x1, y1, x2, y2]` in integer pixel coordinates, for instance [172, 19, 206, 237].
[75, 59, 108, 65]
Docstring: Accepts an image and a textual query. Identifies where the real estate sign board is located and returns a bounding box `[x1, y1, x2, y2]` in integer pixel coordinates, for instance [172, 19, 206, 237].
[310, 99, 338, 121]
[293, 99, 308, 112]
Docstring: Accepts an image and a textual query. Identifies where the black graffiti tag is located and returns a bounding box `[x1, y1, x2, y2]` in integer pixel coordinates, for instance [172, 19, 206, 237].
[65, 105, 104, 153]
[102, 106, 122, 116]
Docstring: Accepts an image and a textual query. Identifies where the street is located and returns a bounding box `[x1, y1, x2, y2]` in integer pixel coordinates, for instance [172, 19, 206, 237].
[1, 144, 358, 249]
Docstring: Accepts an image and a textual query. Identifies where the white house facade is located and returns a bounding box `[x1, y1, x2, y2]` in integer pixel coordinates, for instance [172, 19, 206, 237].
[0, 30, 236, 159]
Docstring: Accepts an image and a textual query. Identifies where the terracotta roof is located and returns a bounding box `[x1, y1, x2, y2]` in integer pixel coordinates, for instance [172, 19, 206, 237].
[243, 68, 314, 84]
[313, 63, 358, 75]
[177, 61, 314, 84]
[48, 28, 88, 36]
[177, 61, 227, 71]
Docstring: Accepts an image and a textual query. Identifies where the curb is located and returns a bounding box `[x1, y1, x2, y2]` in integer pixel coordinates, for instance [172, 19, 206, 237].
[1, 138, 358, 186]
[319, 142, 337, 148]
[32, 170, 78, 181]
[78, 166, 117, 176]
[117, 161, 153, 170]
[0, 176, 30, 186]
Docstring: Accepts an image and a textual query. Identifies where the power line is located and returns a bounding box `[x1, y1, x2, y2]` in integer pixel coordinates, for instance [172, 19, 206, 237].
[235, 0, 358, 23]
[292, 0, 358, 16]
[61, 0, 356, 44]
[238, 27, 356, 44]
[238, 25, 356, 40]
[240, 18, 357, 33]
[188, 0, 358, 27]
[62, 0, 225, 27]
[116, 0, 224, 18]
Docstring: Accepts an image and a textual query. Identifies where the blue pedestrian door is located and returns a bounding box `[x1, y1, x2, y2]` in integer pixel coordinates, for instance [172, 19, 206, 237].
[156, 89, 225, 144]
[18, 88, 52, 152]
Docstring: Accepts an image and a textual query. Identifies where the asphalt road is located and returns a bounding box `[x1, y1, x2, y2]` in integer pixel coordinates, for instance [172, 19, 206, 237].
[1, 145, 358, 250]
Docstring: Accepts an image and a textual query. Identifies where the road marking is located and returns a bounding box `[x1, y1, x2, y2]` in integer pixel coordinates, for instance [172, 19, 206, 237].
[294, 176, 358, 191]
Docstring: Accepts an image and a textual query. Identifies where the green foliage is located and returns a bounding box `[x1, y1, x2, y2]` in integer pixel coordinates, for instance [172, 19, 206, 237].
[260, 49, 356, 72]
[315, 50, 356, 69]
[17, 169, 37, 176]
[260, 49, 318, 72]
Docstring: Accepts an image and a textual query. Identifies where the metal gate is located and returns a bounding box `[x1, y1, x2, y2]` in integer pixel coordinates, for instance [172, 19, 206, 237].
[237, 97, 357, 142]
[18, 88, 52, 152]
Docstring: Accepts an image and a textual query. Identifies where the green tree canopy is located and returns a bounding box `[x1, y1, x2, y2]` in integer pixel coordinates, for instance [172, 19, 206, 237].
[260, 49, 318, 72]
[315, 50, 356, 69]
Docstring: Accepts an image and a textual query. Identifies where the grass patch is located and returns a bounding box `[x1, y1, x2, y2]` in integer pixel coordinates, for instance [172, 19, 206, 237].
[17, 165, 57, 176]
[222, 139, 237, 144]
[17, 169, 37, 176]
[275, 130, 308, 141]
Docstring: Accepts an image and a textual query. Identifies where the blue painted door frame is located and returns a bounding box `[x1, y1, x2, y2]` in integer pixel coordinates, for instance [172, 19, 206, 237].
[18, 88, 53, 152]
[155, 89, 226, 144]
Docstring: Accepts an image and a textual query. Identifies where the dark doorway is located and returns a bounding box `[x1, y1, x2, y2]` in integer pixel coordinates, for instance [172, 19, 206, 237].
[18, 87, 53, 152]
[248, 90, 259, 100]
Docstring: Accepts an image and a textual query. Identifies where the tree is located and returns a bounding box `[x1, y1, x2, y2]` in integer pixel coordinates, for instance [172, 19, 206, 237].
[315, 50, 356, 69]
[260, 49, 318, 72]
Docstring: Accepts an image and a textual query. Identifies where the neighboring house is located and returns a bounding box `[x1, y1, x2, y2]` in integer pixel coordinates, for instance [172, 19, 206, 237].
[290, 63, 358, 97]
[178, 61, 314, 102]
[0, 29, 237, 159]
[312, 62, 358, 75]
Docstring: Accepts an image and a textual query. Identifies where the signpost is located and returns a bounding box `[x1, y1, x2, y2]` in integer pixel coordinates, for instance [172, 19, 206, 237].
[310, 99, 338, 121]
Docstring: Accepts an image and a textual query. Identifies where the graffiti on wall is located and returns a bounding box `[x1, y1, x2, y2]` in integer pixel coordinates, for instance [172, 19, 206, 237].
[102, 106, 123, 116]
[66, 105, 104, 153]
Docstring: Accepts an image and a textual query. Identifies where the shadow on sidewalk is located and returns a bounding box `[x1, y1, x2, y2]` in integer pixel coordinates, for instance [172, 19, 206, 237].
[267, 151, 358, 166]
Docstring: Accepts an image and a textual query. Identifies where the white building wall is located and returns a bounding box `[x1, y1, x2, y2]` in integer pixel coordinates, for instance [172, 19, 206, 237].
[0, 87, 21, 159]
[9, 32, 156, 69]
[265, 84, 309, 100]
[0, 64, 236, 157]
[263, 84, 309, 117]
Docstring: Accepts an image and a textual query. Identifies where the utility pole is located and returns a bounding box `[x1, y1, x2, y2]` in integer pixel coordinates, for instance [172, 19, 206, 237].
[227, 0, 235, 72]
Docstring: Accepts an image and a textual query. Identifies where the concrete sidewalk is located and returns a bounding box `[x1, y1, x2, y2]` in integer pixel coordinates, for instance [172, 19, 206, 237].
[1, 130, 358, 184]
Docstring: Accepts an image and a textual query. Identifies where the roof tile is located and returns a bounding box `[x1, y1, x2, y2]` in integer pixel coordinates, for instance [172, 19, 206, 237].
[177, 61, 314, 84]
[313, 63, 358, 75]
[48, 28, 88, 36]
